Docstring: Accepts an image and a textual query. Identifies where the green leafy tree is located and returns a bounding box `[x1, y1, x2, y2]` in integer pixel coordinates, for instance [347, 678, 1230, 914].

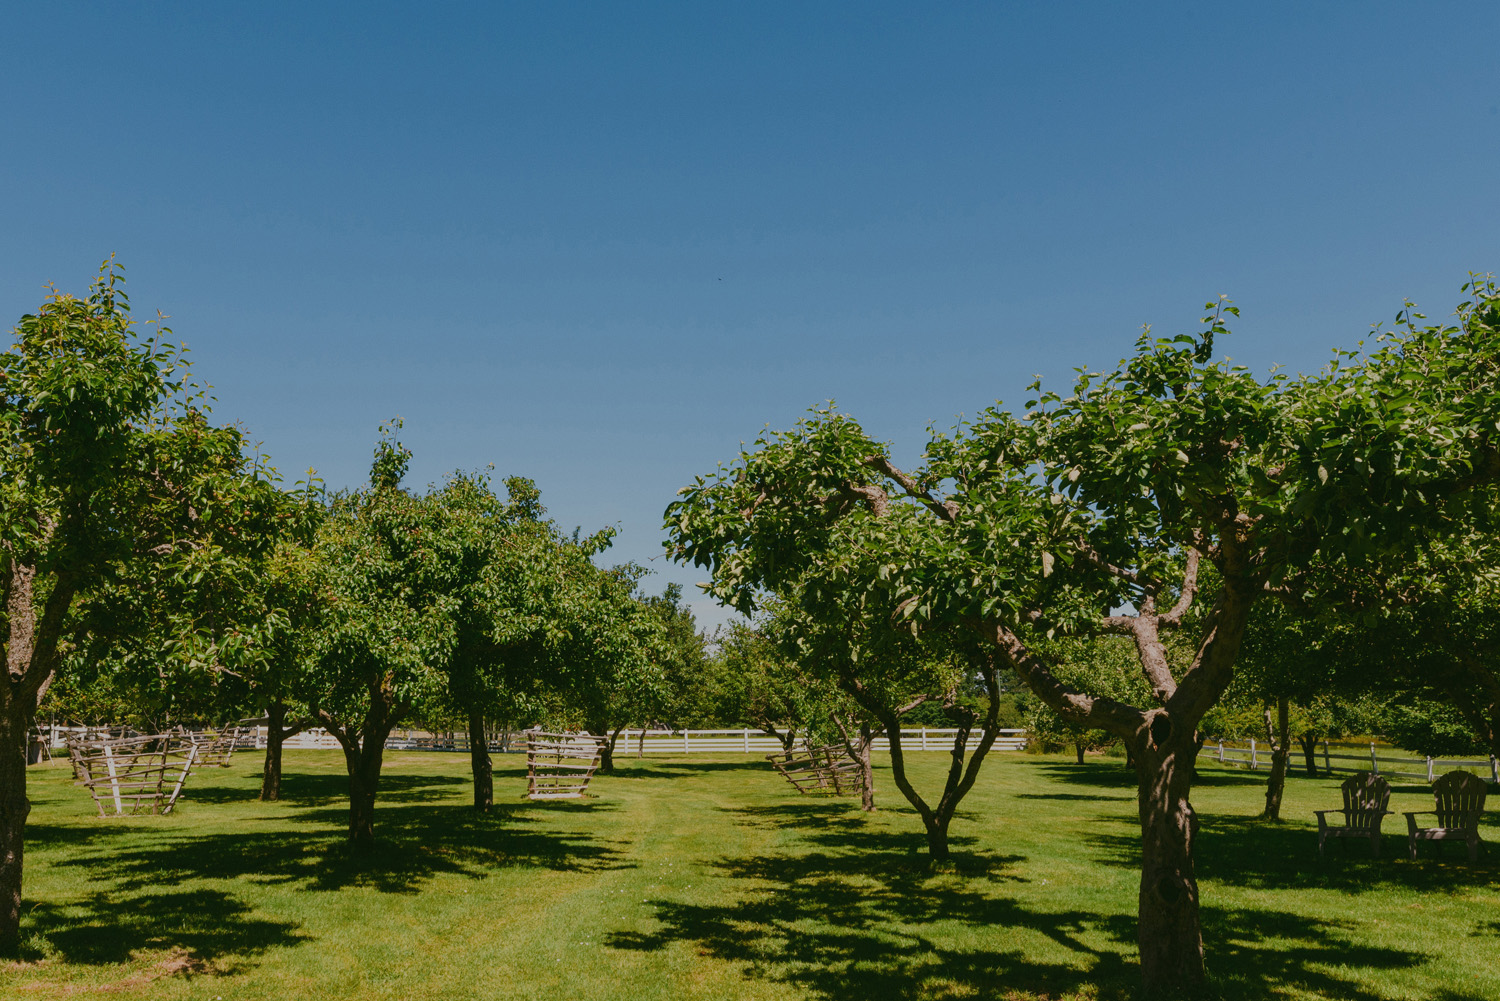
[300, 425, 459, 846]
[710, 620, 822, 750]
[0, 263, 280, 949]
[666, 280, 1500, 994]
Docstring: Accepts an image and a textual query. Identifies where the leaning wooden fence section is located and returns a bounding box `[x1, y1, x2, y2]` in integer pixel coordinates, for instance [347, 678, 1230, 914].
[525, 731, 608, 800]
[65, 732, 199, 817]
[766, 744, 865, 797]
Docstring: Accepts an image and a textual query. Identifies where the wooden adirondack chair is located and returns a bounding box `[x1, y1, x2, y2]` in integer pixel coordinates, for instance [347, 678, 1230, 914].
[1405, 769, 1488, 862]
[1315, 771, 1392, 857]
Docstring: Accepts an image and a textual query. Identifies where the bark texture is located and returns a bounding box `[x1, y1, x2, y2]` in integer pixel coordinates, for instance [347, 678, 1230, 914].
[1133, 725, 1205, 994]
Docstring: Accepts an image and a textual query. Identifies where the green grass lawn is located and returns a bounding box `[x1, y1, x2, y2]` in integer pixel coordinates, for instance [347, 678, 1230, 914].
[3, 749, 1497, 1000]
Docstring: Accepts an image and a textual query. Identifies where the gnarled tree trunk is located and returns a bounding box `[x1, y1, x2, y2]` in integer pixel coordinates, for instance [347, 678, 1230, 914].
[1133, 726, 1205, 994]
[2, 562, 74, 952]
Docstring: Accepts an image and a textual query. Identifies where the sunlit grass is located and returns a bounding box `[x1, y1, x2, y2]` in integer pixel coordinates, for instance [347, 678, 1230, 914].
[2, 748, 1496, 999]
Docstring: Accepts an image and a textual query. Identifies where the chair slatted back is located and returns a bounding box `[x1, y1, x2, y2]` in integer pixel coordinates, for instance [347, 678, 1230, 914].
[1432, 769, 1488, 829]
[1341, 772, 1391, 832]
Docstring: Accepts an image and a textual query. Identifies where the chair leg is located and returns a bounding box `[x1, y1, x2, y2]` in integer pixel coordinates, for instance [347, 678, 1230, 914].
[1371, 833, 1381, 859]
[1409, 835, 1418, 861]
[1318, 830, 1327, 858]
[1469, 834, 1479, 863]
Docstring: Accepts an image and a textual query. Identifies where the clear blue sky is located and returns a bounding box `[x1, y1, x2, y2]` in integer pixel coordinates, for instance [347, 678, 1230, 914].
[3, 3, 1496, 628]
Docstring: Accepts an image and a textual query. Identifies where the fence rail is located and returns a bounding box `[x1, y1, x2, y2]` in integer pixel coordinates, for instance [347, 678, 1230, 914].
[1198, 738, 1500, 784]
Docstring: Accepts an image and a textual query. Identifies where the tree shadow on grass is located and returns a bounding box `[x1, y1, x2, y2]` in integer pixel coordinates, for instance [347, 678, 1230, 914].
[45, 800, 632, 896]
[1031, 761, 1266, 790]
[17, 888, 306, 968]
[1078, 814, 1500, 897]
[605, 759, 777, 779]
[608, 819, 1420, 1001]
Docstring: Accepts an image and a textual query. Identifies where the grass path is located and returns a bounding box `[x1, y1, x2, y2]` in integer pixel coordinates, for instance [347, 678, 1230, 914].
[3, 749, 1498, 999]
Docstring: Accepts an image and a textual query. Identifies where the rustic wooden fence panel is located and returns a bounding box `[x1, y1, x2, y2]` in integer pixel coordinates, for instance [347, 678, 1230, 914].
[66, 732, 199, 816]
[766, 743, 864, 796]
[525, 731, 608, 800]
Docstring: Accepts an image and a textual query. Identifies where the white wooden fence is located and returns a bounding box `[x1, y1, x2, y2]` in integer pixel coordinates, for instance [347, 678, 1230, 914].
[39, 724, 1028, 756]
[1199, 738, 1500, 784]
[263, 726, 1028, 754]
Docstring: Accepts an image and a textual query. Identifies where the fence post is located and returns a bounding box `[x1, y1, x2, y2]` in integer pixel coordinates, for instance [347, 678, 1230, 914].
[744, 729, 750, 753]
[1323, 740, 1331, 776]
[1250, 738, 1257, 770]
[1426, 756, 1434, 783]
[1369, 742, 1379, 775]
[921, 728, 928, 751]
[1491, 755, 1498, 784]
[1218, 740, 1224, 764]
[683, 731, 690, 755]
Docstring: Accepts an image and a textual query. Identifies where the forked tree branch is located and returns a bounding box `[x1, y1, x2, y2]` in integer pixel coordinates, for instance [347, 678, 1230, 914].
[863, 455, 959, 523]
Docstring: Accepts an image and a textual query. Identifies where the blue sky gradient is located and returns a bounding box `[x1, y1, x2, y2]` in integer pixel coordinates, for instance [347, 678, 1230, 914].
[2, 3, 1497, 626]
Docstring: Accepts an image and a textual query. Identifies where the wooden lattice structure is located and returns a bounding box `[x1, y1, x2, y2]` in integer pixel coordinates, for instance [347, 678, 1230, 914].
[66, 732, 199, 817]
[1405, 769, 1489, 861]
[766, 743, 864, 797]
[525, 731, 608, 800]
[175, 725, 243, 768]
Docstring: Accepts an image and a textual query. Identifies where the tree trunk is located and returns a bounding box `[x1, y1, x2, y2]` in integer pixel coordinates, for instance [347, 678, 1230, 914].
[0, 703, 32, 953]
[852, 667, 1002, 862]
[1298, 733, 1320, 777]
[347, 766, 378, 848]
[1262, 698, 1291, 822]
[1133, 728, 1205, 996]
[259, 701, 312, 802]
[856, 722, 876, 812]
[1075, 741, 1086, 765]
[260, 702, 287, 801]
[832, 715, 878, 812]
[608, 725, 627, 773]
[468, 708, 492, 811]
[323, 710, 398, 850]
[882, 725, 949, 859]
[589, 718, 615, 774]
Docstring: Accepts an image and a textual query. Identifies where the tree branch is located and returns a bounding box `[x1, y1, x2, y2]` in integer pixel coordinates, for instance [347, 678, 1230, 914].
[862, 455, 959, 522]
[1157, 549, 1200, 627]
[986, 621, 1147, 739]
